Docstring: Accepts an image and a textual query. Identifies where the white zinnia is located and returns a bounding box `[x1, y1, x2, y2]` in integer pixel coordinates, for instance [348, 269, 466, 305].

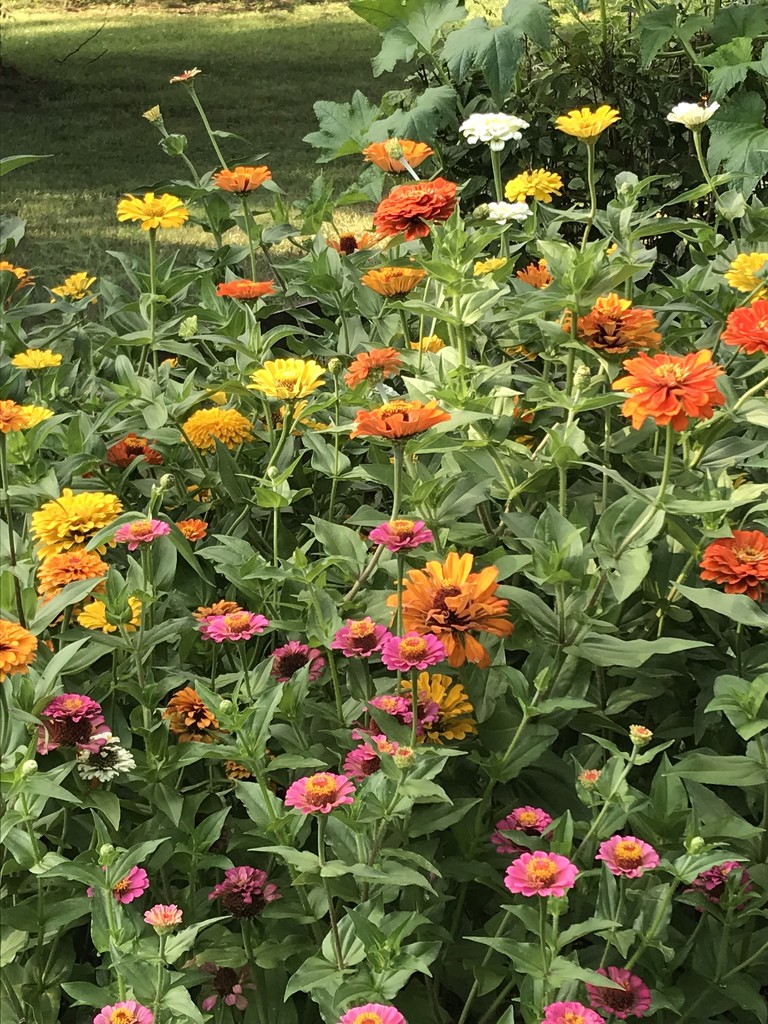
[667, 101, 720, 128]
[76, 734, 136, 783]
[485, 201, 531, 226]
[460, 112, 529, 151]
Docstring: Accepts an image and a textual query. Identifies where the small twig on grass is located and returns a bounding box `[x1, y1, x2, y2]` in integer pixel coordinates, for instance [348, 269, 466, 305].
[55, 20, 106, 65]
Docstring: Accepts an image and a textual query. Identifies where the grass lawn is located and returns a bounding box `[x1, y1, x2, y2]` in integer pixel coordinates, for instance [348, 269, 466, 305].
[0, 2, 398, 282]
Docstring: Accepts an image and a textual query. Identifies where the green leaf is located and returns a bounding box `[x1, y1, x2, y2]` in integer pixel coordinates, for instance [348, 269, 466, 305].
[707, 90, 768, 196]
[161, 985, 205, 1023]
[443, 20, 525, 105]
[669, 753, 768, 786]
[310, 517, 368, 569]
[634, 4, 678, 67]
[303, 91, 381, 162]
[0, 154, 52, 176]
[30, 579, 106, 633]
[702, 37, 766, 98]
[350, 0, 466, 75]
[677, 584, 768, 628]
[566, 634, 710, 668]
[502, 0, 551, 46]
[375, 85, 458, 143]
[711, 3, 768, 46]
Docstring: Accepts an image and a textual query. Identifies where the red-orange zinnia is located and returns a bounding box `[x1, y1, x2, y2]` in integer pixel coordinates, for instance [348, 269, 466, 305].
[516, 259, 553, 288]
[373, 178, 457, 241]
[721, 300, 768, 356]
[350, 399, 450, 440]
[567, 293, 661, 355]
[212, 165, 272, 193]
[345, 348, 402, 388]
[700, 530, 768, 602]
[612, 350, 725, 430]
[216, 279, 276, 300]
[362, 139, 434, 173]
[107, 434, 163, 468]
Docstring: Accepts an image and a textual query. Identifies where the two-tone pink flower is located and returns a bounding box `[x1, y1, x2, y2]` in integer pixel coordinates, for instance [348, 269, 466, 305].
[596, 835, 659, 878]
[114, 519, 170, 551]
[541, 1002, 602, 1024]
[491, 806, 552, 855]
[332, 617, 391, 658]
[271, 641, 326, 682]
[199, 610, 269, 643]
[369, 518, 433, 552]
[338, 1005, 406, 1024]
[284, 772, 355, 814]
[37, 693, 108, 755]
[94, 1001, 154, 1024]
[208, 866, 281, 918]
[343, 734, 399, 780]
[504, 850, 578, 898]
[144, 904, 182, 931]
[380, 632, 446, 671]
[585, 967, 652, 1020]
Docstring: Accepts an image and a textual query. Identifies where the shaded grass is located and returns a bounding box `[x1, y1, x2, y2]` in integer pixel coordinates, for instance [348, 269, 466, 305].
[1, 3, 397, 280]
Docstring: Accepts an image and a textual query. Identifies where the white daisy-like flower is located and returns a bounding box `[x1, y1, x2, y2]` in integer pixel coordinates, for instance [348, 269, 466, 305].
[76, 734, 136, 783]
[485, 201, 531, 226]
[667, 101, 720, 129]
[460, 112, 529, 151]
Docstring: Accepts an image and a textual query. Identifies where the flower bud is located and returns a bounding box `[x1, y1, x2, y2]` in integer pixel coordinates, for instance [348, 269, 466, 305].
[179, 314, 198, 339]
[20, 759, 38, 777]
[327, 357, 343, 377]
[159, 473, 174, 490]
[266, 465, 279, 480]
[99, 843, 116, 865]
[686, 835, 706, 855]
[142, 105, 164, 127]
[629, 724, 653, 748]
[578, 768, 601, 789]
[218, 699, 233, 712]
[472, 203, 490, 221]
[573, 365, 591, 390]
[105, 600, 137, 627]
[393, 746, 416, 770]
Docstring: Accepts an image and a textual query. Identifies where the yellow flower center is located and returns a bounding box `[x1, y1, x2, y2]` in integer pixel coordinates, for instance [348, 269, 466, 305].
[653, 362, 687, 384]
[349, 621, 375, 638]
[390, 519, 415, 537]
[128, 522, 154, 539]
[399, 637, 428, 659]
[735, 545, 767, 563]
[112, 877, 130, 896]
[276, 375, 299, 393]
[525, 857, 558, 886]
[563, 1014, 585, 1024]
[62, 697, 83, 711]
[376, 696, 400, 712]
[517, 811, 539, 828]
[613, 840, 644, 869]
[352, 1014, 384, 1024]
[379, 401, 412, 418]
[304, 773, 337, 801]
[224, 612, 252, 631]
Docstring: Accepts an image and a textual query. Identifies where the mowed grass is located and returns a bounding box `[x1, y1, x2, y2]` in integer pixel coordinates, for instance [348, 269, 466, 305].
[0, 3, 398, 281]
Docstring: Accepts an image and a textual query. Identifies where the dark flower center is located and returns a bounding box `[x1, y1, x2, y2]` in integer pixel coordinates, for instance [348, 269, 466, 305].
[213, 967, 239, 994]
[338, 235, 358, 254]
[600, 985, 634, 1010]
[48, 718, 92, 746]
[276, 652, 308, 676]
[221, 889, 265, 919]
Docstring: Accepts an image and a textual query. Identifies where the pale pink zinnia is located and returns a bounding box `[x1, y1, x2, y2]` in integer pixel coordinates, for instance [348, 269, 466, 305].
[114, 519, 170, 551]
[491, 806, 553, 855]
[37, 693, 107, 755]
[271, 640, 326, 682]
[687, 860, 751, 906]
[338, 1004, 407, 1024]
[143, 904, 182, 930]
[343, 734, 399, 780]
[585, 966, 652, 1020]
[200, 964, 255, 1012]
[368, 518, 434, 552]
[332, 617, 392, 658]
[596, 835, 659, 878]
[208, 866, 281, 918]
[541, 1001, 603, 1024]
[284, 772, 355, 814]
[504, 850, 578, 898]
[199, 610, 269, 643]
[93, 1001, 154, 1024]
[380, 632, 446, 671]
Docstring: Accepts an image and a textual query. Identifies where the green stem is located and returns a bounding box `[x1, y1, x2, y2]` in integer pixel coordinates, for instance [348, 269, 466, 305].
[0, 434, 26, 627]
[600, 877, 625, 967]
[137, 229, 157, 376]
[624, 883, 675, 971]
[238, 644, 253, 702]
[152, 932, 167, 1019]
[399, 306, 411, 347]
[391, 444, 404, 521]
[240, 919, 257, 970]
[721, 938, 768, 981]
[103, 886, 127, 999]
[732, 372, 768, 414]
[408, 667, 419, 748]
[692, 128, 716, 199]
[317, 816, 345, 971]
[264, 405, 294, 474]
[478, 980, 515, 1024]
[240, 196, 259, 280]
[456, 910, 511, 1024]
[327, 651, 345, 727]
[490, 149, 509, 258]
[187, 84, 228, 168]
[558, 463, 567, 517]
[328, 379, 341, 518]
[581, 143, 598, 252]
[576, 747, 639, 855]
[601, 404, 612, 511]
[599, 0, 609, 46]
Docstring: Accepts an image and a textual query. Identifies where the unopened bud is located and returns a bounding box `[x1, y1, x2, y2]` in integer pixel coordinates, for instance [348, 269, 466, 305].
[393, 746, 416, 770]
[266, 465, 279, 480]
[473, 203, 490, 221]
[159, 473, 174, 490]
[142, 105, 164, 127]
[384, 138, 404, 160]
[179, 315, 198, 339]
[99, 844, 116, 865]
[686, 835, 706, 855]
[218, 699, 233, 713]
[20, 759, 38, 777]
[106, 600, 137, 627]
[629, 724, 653, 748]
[578, 768, 601, 789]
[573, 365, 591, 390]
[327, 357, 343, 377]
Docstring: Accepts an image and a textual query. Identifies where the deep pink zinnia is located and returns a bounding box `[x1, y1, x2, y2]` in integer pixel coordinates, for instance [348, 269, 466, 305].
[491, 806, 553, 855]
[143, 904, 182, 930]
[687, 860, 752, 906]
[541, 1001, 603, 1024]
[368, 518, 434, 552]
[200, 964, 255, 1012]
[331, 617, 392, 658]
[380, 632, 446, 671]
[114, 519, 170, 551]
[37, 693, 107, 755]
[271, 640, 326, 683]
[208, 866, 281, 918]
[596, 835, 659, 878]
[504, 850, 578, 898]
[343, 734, 399, 780]
[93, 1001, 154, 1024]
[284, 772, 355, 814]
[585, 966, 652, 1020]
[338, 1004, 407, 1024]
[112, 865, 150, 904]
[199, 610, 269, 643]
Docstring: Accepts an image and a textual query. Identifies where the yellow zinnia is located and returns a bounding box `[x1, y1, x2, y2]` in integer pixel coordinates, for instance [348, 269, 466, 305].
[505, 169, 563, 203]
[474, 257, 508, 277]
[401, 673, 478, 744]
[116, 192, 189, 231]
[409, 335, 446, 353]
[31, 488, 124, 560]
[182, 407, 254, 451]
[51, 272, 97, 301]
[249, 357, 326, 401]
[20, 406, 54, 429]
[555, 105, 620, 143]
[11, 349, 62, 370]
[77, 597, 142, 634]
[725, 252, 768, 299]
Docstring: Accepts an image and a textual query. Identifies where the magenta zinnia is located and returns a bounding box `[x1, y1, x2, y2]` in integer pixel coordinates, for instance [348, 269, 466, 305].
[114, 519, 170, 551]
[208, 866, 281, 918]
[542, 1002, 603, 1024]
[200, 964, 255, 1012]
[332, 618, 392, 659]
[585, 966, 652, 1020]
[271, 641, 326, 682]
[93, 1001, 154, 1024]
[380, 632, 446, 672]
[491, 806, 552, 855]
[284, 772, 355, 814]
[343, 734, 399, 780]
[369, 519, 434, 552]
[338, 1005, 406, 1024]
[687, 860, 751, 906]
[37, 694, 107, 755]
[504, 850, 578, 897]
[199, 610, 269, 643]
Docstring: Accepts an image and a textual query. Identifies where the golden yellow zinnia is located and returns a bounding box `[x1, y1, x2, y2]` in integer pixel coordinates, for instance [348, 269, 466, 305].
[77, 597, 142, 633]
[555, 105, 620, 143]
[182, 407, 254, 451]
[249, 357, 326, 401]
[401, 673, 478, 744]
[409, 335, 446, 353]
[51, 273, 97, 301]
[31, 488, 124, 560]
[474, 257, 508, 277]
[116, 192, 189, 231]
[724, 252, 768, 299]
[505, 169, 563, 203]
[11, 349, 63, 370]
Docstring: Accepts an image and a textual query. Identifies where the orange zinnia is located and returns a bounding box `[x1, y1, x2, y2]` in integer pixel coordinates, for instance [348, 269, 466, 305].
[350, 399, 450, 440]
[0, 400, 28, 433]
[721, 300, 768, 356]
[345, 348, 401, 388]
[374, 178, 457, 241]
[361, 267, 426, 297]
[37, 549, 109, 600]
[212, 165, 272, 194]
[193, 599, 242, 621]
[700, 530, 768, 602]
[327, 232, 378, 255]
[107, 434, 163, 468]
[388, 552, 513, 669]
[516, 259, 553, 288]
[567, 294, 661, 355]
[612, 349, 725, 431]
[0, 619, 38, 682]
[176, 518, 208, 542]
[163, 687, 220, 742]
[216, 279, 276, 300]
[363, 139, 434, 173]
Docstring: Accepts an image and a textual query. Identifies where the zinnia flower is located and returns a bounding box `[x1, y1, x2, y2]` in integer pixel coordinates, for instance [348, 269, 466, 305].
[106, 434, 163, 468]
[332, 618, 391, 658]
[216, 279, 276, 300]
[31, 488, 123, 559]
[370, 694, 411, 718]
[212, 165, 272, 193]
[77, 597, 142, 634]
[474, 257, 508, 276]
[667, 101, 720, 129]
[567, 294, 661, 355]
[363, 139, 434, 172]
[114, 519, 170, 551]
[350, 399, 450, 440]
[700, 530, 768, 601]
[542, 1002, 603, 1024]
[176, 518, 208, 542]
[400, 672, 477, 743]
[724, 252, 768, 299]
[144, 904, 182, 931]
[517, 259, 553, 288]
[199, 610, 269, 643]
[338, 1005, 406, 1024]
[578, 768, 601, 788]
[11, 348, 62, 369]
[555, 105, 620, 142]
[381, 632, 446, 671]
[116, 192, 189, 230]
[612, 349, 725, 430]
[505, 169, 563, 203]
[585, 966, 652, 1020]
[491, 806, 553, 855]
[284, 772, 355, 814]
[18, 405, 53, 429]
[93, 1000, 154, 1024]
[327, 232, 378, 254]
[200, 964, 255, 1012]
[76, 734, 136, 782]
[369, 519, 433, 551]
[389, 551, 513, 669]
[596, 835, 660, 877]
[271, 641, 326, 682]
[111, 866, 150, 904]
[460, 112, 529, 150]
[485, 201, 530, 225]
[343, 734, 399, 780]
[164, 687, 220, 742]
[361, 266, 427, 296]
[51, 272, 97, 301]
[249, 357, 326, 400]
[193, 599, 242, 621]
[345, 348, 401, 389]
[0, 619, 38, 682]
[409, 334, 445, 352]
[182, 407, 254, 450]
[37, 549, 108, 600]
[721, 299, 768, 355]
[208, 865, 281, 917]
[0, 260, 34, 289]
[373, 178, 457, 241]
[225, 761, 253, 781]
[0, 400, 29, 433]
[687, 860, 751, 905]
[504, 850, 578, 897]
[37, 694, 107, 755]
[629, 724, 653, 747]
[169, 67, 201, 82]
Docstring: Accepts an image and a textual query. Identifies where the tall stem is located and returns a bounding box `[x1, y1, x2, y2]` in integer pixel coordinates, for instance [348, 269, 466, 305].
[152, 932, 167, 1019]
[138, 229, 157, 376]
[188, 85, 228, 168]
[490, 149, 509, 258]
[732, 372, 768, 414]
[624, 883, 675, 971]
[317, 816, 345, 971]
[599, 0, 609, 46]
[391, 444, 404, 521]
[0, 434, 26, 627]
[601, 404, 612, 511]
[692, 128, 716, 199]
[581, 143, 598, 251]
[240, 197, 259, 280]
[456, 910, 511, 1024]
[327, 651, 345, 727]
[577, 748, 639, 856]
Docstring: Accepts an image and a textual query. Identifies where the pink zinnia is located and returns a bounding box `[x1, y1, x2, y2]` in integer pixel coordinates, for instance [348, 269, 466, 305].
[93, 1001, 154, 1024]
[332, 617, 391, 658]
[200, 964, 255, 1012]
[143, 904, 182, 930]
[586, 966, 652, 1020]
[343, 734, 399, 780]
[338, 1004, 407, 1024]
[37, 693, 107, 755]
[596, 835, 659, 878]
[687, 860, 751, 906]
[284, 772, 355, 814]
[369, 694, 411, 718]
[271, 640, 326, 683]
[380, 632, 446, 671]
[199, 610, 269, 643]
[208, 865, 281, 918]
[368, 518, 433, 552]
[541, 1002, 603, 1024]
[504, 850, 578, 898]
[112, 865, 150, 904]
[491, 806, 553, 855]
[114, 519, 170, 551]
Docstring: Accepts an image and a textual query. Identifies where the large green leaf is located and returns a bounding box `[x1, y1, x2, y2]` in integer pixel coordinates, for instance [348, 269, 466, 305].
[566, 634, 710, 668]
[303, 91, 381, 162]
[707, 90, 768, 196]
[502, 0, 551, 46]
[375, 86, 458, 144]
[442, 19, 525, 104]
[677, 584, 768, 629]
[0, 154, 52, 177]
[702, 38, 768, 99]
[351, 0, 466, 75]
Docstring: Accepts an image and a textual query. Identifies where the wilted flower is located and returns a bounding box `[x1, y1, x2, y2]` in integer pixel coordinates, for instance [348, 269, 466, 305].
[724, 252, 768, 299]
[200, 964, 255, 1012]
[343, 734, 399, 780]
[144, 904, 182, 931]
[142, 105, 163, 125]
[555, 105, 620, 142]
[491, 806, 553, 855]
[11, 348, 62, 369]
[107, 434, 163, 468]
[31, 488, 123, 559]
[332, 618, 392, 659]
[338, 1005, 406, 1024]
[700, 530, 768, 601]
[199, 611, 269, 643]
[116, 193, 189, 230]
[93, 1001, 154, 1024]
[271, 641, 326, 682]
[585, 967, 652, 1020]
[460, 112, 529, 149]
[505, 851, 578, 897]
[485, 201, 530, 225]
[0, 619, 38, 682]
[114, 519, 170, 551]
[76, 734, 136, 782]
[374, 178, 457, 240]
[327, 231, 378, 254]
[77, 597, 142, 634]
[37, 694, 107, 755]
[169, 67, 201, 83]
[208, 866, 281, 918]
[345, 348, 401, 388]
[0, 260, 34, 290]
[667, 101, 720, 129]
[721, 300, 768, 355]
[687, 860, 751, 906]
[381, 632, 446, 672]
[163, 687, 220, 743]
[182, 407, 254, 450]
[596, 835, 660, 878]
[284, 772, 355, 814]
[578, 768, 601, 788]
[612, 350, 725, 431]
[51, 272, 97, 301]
[369, 519, 433, 552]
